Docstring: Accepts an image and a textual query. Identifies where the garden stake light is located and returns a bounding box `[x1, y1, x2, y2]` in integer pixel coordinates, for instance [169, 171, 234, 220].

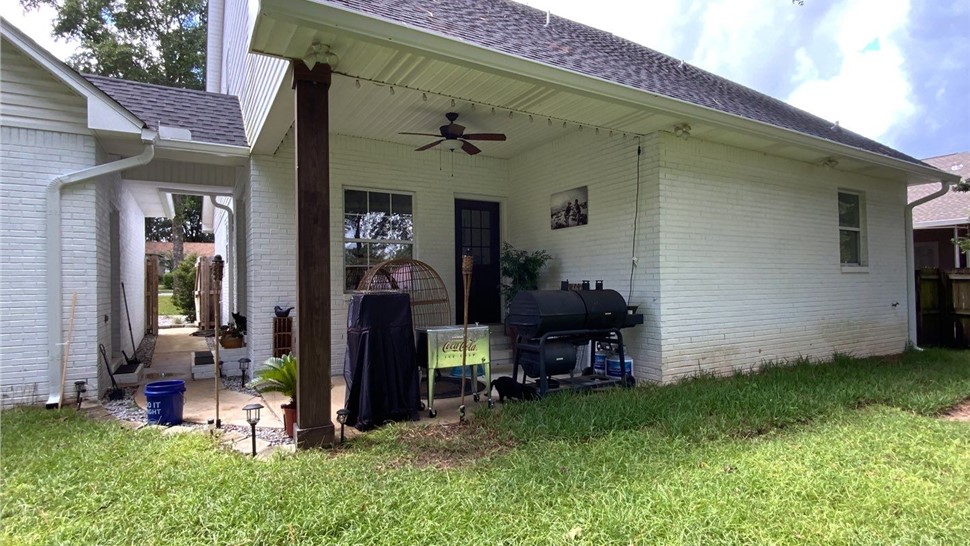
[239, 358, 251, 386]
[73, 381, 86, 410]
[243, 403, 263, 457]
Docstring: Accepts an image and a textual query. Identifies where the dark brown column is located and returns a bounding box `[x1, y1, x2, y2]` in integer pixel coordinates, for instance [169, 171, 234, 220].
[292, 61, 334, 448]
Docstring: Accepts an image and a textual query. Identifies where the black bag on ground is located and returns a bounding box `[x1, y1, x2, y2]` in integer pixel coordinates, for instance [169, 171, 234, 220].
[343, 293, 421, 430]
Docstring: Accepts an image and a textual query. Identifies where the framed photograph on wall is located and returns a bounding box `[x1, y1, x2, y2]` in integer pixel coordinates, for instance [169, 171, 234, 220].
[550, 186, 588, 230]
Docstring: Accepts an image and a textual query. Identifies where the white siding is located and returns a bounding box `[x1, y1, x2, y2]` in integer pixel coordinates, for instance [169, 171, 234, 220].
[657, 133, 909, 381]
[0, 40, 88, 135]
[507, 131, 663, 381]
[222, 0, 288, 143]
[245, 131, 509, 371]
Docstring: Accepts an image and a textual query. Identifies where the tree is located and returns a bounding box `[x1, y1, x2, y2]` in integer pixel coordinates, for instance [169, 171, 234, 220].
[145, 194, 214, 267]
[21, 0, 208, 90]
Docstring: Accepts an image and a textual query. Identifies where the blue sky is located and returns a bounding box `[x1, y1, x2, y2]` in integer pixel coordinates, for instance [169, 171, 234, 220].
[9, 0, 968, 160]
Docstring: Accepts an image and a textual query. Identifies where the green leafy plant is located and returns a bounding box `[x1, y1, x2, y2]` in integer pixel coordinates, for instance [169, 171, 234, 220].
[500, 242, 552, 303]
[171, 253, 197, 321]
[249, 354, 297, 405]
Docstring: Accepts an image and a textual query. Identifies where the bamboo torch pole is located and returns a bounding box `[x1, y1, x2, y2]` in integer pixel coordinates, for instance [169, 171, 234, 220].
[211, 255, 225, 429]
[459, 251, 473, 422]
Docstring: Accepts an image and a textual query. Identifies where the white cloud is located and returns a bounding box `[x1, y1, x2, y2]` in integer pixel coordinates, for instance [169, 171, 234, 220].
[786, 0, 915, 143]
[3, 4, 77, 62]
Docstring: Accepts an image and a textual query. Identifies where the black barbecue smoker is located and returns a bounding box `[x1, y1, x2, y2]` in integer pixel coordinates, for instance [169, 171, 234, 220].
[505, 288, 643, 396]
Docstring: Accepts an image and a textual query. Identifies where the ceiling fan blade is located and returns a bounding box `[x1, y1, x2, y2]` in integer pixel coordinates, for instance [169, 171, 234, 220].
[400, 132, 443, 137]
[461, 140, 482, 155]
[415, 140, 444, 151]
[461, 133, 507, 141]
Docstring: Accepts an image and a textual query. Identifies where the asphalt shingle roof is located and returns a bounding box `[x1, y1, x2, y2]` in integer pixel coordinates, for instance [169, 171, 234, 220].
[84, 75, 247, 147]
[323, 0, 930, 168]
[910, 151, 970, 224]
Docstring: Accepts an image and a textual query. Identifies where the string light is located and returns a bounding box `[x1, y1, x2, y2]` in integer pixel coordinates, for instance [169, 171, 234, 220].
[451, 98, 456, 107]
[389, 86, 395, 95]
[422, 93, 427, 102]
[595, 128, 599, 135]
[491, 107, 495, 115]
[547, 118, 552, 126]
[562, 121, 567, 128]
[528, 115, 533, 123]
[579, 125, 584, 132]
[508, 111, 513, 119]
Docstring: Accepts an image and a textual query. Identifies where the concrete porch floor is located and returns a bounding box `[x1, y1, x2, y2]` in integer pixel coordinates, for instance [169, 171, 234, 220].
[133, 327, 500, 436]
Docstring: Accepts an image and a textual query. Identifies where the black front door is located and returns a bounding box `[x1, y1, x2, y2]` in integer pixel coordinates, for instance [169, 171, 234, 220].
[455, 199, 501, 324]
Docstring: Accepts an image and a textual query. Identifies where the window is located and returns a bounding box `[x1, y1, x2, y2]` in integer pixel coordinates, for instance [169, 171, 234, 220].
[344, 189, 414, 290]
[838, 191, 866, 266]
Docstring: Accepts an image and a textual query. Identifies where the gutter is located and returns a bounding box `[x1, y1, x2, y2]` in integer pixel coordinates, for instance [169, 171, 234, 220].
[904, 180, 954, 349]
[209, 196, 234, 316]
[45, 131, 157, 408]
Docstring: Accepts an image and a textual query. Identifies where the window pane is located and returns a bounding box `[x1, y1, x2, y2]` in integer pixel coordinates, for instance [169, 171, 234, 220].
[346, 267, 368, 290]
[370, 243, 412, 262]
[365, 213, 392, 240]
[838, 193, 860, 228]
[370, 192, 390, 214]
[393, 194, 412, 215]
[344, 242, 367, 265]
[344, 215, 365, 239]
[840, 230, 860, 264]
[345, 190, 367, 214]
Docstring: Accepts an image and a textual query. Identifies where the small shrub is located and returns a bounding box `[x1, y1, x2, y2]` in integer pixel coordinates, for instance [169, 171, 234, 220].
[172, 254, 197, 322]
[160, 271, 174, 290]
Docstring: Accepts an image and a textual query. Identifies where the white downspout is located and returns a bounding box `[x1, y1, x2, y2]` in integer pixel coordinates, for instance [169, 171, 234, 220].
[904, 180, 954, 349]
[45, 133, 156, 408]
[209, 195, 234, 315]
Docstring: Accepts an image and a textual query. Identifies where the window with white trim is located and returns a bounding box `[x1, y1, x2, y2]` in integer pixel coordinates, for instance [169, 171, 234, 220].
[838, 191, 866, 266]
[344, 189, 414, 290]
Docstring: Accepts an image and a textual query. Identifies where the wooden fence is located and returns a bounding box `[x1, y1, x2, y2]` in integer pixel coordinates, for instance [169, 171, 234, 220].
[144, 255, 159, 335]
[916, 268, 970, 347]
[194, 256, 219, 331]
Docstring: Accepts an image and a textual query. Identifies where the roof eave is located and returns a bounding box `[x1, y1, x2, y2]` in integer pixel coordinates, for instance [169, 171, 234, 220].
[256, 0, 956, 184]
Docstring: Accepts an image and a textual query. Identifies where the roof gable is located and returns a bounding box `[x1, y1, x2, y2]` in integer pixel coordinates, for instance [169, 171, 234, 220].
[84, 75, 248, 147]
[319, 0, 929, 169]
[910, 151, 970, 225]
[0, 19, 144, 137]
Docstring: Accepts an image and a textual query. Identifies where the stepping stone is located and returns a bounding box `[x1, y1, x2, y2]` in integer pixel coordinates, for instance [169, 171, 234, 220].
[257, 444, 295, 460]
[162, 425, 197, 436]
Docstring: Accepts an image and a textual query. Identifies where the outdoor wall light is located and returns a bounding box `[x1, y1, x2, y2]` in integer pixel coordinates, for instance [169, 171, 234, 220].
[242, 403, 263, 457]
[238, 358, 251, 386]
[673, 123, 692, 139]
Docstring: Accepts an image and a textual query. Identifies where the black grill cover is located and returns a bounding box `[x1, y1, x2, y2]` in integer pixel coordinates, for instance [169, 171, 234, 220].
[343, 293, 420, 430]
[506, 290, 586, 338]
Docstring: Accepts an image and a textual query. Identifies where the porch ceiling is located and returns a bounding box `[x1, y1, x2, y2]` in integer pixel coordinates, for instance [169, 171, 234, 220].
[253, 0, 948, 184]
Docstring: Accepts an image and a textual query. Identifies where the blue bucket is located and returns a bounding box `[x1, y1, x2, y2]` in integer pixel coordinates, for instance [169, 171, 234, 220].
[449, 364, 486, 378]
[144, 380, 186, 425]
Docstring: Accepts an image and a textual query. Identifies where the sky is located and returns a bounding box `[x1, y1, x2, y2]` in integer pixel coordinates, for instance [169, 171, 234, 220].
[6, 0, 969, 160]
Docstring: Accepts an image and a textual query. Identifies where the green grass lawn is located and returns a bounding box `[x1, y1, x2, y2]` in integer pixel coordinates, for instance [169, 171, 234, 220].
[157, 293, 178, 316]
[2, 350, 969, 545]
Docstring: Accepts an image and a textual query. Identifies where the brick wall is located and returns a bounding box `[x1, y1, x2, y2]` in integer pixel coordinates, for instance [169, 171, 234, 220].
[0, 126, 99, 407]
[657, 133, 909, 381]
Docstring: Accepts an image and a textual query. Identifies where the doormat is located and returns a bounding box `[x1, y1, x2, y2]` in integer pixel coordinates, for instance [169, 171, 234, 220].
[419, 376, 487, 399]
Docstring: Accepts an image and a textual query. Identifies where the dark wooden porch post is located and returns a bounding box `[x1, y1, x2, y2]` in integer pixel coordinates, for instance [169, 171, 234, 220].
[292, 61, 335, 448]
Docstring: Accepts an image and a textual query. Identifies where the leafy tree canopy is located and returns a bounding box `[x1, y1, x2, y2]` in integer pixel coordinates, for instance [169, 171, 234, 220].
[22, 0, 207, 90]
[145, 195, 213, 243]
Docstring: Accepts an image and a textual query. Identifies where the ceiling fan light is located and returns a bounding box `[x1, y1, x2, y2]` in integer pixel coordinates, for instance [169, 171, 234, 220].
[444, 139, 462, 151]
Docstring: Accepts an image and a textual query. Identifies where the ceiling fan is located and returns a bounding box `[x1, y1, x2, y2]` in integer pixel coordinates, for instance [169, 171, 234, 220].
[399, 112, 506, 155]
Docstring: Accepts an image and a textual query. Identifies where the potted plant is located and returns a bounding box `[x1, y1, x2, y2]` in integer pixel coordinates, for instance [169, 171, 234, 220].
[219, 321, 245, 349]
[500, 242, 552, 304]
[249, 353, 297, 437]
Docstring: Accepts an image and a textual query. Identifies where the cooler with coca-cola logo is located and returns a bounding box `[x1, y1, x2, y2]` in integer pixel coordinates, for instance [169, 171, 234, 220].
[417, 325, 491, 417]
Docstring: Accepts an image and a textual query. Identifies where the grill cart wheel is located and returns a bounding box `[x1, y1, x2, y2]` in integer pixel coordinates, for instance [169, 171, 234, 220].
[429, 408, 437, 418]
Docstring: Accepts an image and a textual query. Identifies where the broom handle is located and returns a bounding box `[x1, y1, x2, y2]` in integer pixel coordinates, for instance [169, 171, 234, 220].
[58, 292, 78, 409]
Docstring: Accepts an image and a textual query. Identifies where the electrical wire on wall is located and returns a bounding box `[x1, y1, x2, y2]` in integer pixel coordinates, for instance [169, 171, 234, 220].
[628, 137, 642, 303]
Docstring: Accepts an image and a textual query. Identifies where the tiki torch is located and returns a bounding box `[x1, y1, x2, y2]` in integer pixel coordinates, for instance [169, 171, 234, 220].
[459, 249, 473, 422]
[211, 254, 224, 429]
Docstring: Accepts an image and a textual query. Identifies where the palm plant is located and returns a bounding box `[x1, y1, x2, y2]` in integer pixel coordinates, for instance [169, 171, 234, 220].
[249, 353, 297, 405]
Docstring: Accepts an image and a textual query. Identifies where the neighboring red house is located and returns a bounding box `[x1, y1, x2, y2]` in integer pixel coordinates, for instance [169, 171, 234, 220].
[910, 151, 970, 269]
[145, 242, 216, 272]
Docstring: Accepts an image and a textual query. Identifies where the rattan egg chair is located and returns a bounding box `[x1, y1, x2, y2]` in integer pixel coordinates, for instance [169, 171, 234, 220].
[356, 258, 451, 329]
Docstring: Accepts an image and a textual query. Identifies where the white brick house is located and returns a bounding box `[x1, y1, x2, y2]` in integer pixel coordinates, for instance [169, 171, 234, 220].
[0, 21, 248, 408]
[207, 0, 957, 390]
[0, 0, 961, 411]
